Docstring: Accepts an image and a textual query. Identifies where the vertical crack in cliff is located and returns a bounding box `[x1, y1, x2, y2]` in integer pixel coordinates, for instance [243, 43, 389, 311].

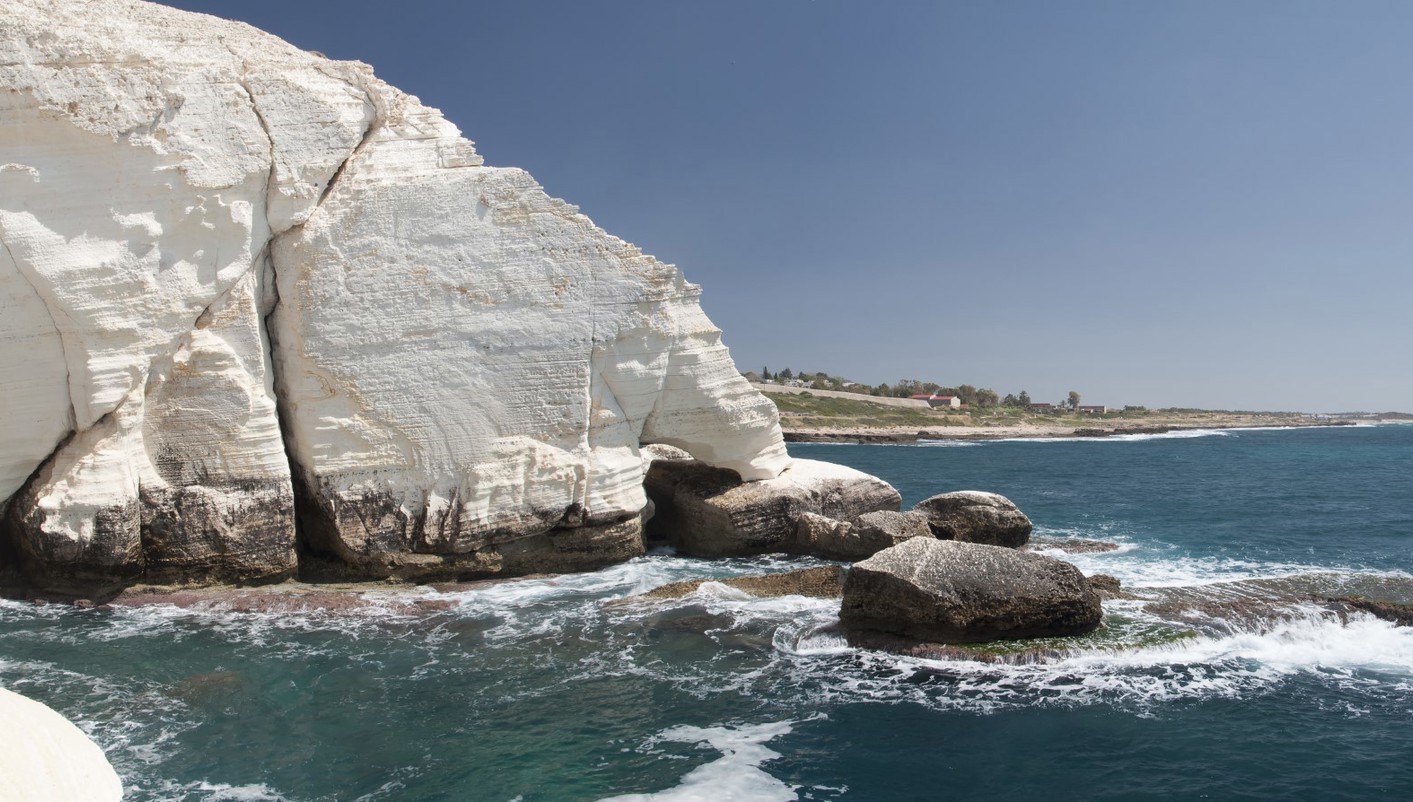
[233, 63, 385, 579]
[317, 85, 380, 207]
[227, 47, 278, 226]
[0, 235, 79, 436]
[238, 87, 277, 228]
[231, 57, 319, 578]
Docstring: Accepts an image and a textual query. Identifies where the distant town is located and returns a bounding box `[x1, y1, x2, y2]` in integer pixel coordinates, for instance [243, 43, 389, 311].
[747, 367, 1114, 414]
[744, 367, 1411, 420]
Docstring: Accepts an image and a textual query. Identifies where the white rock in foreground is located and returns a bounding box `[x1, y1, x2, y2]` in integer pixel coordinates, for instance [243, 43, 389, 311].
[0, 687, 123, 802]
[0, 0, 789, 588]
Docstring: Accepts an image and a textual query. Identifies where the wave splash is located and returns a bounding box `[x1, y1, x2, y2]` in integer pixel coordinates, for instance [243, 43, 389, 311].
[4, 552, 1411, 799]
[598, 720, 801, 802]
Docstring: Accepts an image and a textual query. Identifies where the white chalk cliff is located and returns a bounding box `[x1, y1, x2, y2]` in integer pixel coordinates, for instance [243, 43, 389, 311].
[0, 0, 791, 589]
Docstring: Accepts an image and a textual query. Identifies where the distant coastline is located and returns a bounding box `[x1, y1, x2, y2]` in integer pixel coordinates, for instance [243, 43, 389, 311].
[764, 388, 1379, 443]
[781, 418, 1364, 444]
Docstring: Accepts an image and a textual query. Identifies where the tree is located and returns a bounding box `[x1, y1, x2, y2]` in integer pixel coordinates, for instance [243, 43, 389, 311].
[780, 367, 793, 381]
[762, 366, 770, 381]
[1017, 390, 1031, 407]
[1068, 390, 1081, 410]
[1002, 393, 1018, 407]
[976, 388, 1000, 408]
[958, 384, 978, 406]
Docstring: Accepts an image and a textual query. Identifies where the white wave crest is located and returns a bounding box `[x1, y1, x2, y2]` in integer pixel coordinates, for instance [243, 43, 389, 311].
[988, 429, 1234, 445]
[772, 602, 1413, 715]
[134, 779, 298, 802]
[598, 720, 800, 802]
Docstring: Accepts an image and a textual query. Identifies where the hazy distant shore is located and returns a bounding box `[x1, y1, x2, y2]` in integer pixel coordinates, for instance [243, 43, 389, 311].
[783, 415, 1367, 444]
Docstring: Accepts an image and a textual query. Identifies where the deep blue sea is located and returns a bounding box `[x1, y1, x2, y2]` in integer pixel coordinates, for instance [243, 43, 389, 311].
[3, 424, 1412, 801]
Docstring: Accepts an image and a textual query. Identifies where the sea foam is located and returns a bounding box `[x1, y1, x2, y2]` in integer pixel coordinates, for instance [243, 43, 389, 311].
[598, 720, 800, 802]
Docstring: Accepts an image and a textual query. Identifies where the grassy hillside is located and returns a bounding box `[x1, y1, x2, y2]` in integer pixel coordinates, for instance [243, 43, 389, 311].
[767, 392, 958, 429]
[764, 390, 1325, 431]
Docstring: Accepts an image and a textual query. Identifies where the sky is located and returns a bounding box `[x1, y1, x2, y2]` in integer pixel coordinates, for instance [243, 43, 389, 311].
[158, 0, 1413, 412]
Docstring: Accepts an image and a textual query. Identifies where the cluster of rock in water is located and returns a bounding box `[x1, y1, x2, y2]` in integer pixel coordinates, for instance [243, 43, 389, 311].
[641, 445, 1103, 645]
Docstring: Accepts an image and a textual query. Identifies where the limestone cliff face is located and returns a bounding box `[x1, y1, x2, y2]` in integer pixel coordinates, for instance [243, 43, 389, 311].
[0, 0, 789, 590]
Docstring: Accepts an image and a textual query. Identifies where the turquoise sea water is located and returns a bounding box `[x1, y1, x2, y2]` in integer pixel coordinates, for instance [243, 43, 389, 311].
[2, 424, 1411, 800]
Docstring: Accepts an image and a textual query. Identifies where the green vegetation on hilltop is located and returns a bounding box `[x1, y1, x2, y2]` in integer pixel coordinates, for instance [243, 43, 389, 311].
[766, 393, 951, 429]
[763, 389, 1324, 431]
[746, 367, 1086, 410]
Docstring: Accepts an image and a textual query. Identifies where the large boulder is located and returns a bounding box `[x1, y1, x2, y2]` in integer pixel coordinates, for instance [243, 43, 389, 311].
[913, 491, 1032, 548]
[645, 458, 901, 557]
[0, 688, 123, 801]
[795, 510, 933, 562]
[840, 538, 1102, 643]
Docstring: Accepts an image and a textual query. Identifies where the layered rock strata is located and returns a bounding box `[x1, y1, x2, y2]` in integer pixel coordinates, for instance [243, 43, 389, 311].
[0, 0, 790, 590]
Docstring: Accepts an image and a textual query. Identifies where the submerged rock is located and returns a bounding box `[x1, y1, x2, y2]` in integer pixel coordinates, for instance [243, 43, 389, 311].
[912, 491, 1032, 548]
[1325, 597, 1413, 627]
[1086, 574, 1127, 600]
[840, 538, 1102, 643]
[1026, 537, 1121, 554]
[644, 458, 901, 557]
[624, 565, 847, 602]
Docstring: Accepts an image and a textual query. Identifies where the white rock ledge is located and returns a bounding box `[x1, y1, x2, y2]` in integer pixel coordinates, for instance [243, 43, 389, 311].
[0, 687, 123, 802]
[0, 0, 792, 590]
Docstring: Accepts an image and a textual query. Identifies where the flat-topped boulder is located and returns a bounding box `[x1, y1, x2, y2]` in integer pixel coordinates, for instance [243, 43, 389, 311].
[840, 537, 1102, 643]
[645, 458, 901, 557]
[913, 491, 1032, 548]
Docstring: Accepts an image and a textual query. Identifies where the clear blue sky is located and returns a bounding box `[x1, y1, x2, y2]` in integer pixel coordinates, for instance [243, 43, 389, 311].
[159, 1, 1413, 412]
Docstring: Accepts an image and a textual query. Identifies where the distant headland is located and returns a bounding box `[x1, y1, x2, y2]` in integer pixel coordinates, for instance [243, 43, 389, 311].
[743, 371, 1404, 444]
